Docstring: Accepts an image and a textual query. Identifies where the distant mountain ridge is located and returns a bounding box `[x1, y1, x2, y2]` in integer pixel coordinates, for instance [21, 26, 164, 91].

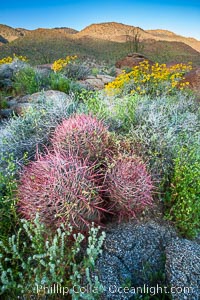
[76, 22, 200, 53]
[0, 22, 200, 67]
[0, 24, 78, 42]
[0, 22, 199, 53]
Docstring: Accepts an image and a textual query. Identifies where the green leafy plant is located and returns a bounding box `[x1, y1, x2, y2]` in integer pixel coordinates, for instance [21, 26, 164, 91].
[80, 91, 139, 133]
[13, 66, 48, 95]
[49, 72, 71, 93]
[0, 154, 18, 243]
[0, 215, 106, 299]
[79, 90, 109, 120]
[165, 142, 200, 238]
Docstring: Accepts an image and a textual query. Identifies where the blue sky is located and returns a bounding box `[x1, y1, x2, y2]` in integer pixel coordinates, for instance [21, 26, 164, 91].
[1, 0, 200, 40]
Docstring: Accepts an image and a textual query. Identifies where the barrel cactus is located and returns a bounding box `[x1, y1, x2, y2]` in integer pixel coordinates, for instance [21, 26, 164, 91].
[51, 113, 117, 163]
[106, 156, 154, 220]
[17, 150, 107, 230]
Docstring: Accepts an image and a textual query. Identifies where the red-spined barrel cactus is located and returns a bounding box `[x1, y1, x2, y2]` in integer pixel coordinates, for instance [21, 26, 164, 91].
[17, 150, 108, 230]
[51, 113, 116, 163]
[106, 156, 154, 220]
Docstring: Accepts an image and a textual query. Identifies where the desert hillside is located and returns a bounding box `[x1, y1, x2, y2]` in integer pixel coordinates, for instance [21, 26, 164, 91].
[76, 22, 200, 52]
[0, 22, 199, 66]
[1, 22, 200, 52]
[0, 24, 78, 42]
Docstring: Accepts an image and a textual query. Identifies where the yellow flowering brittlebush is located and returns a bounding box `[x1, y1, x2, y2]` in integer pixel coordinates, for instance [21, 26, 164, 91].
[105, 61, 192, 96]
[51, 55, 77, 72]
[0, 54, 28, 65]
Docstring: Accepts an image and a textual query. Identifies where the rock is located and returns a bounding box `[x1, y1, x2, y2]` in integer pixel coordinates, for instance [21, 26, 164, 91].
[165, 238, 200, 300]
[4, 90, 72, 117]
[19, 90, 71, 104]
[96, 74, 115, 84]
[115, 53, 153, 69]
[181, 67, 200, 96]
[96, 221, 176, 300]
[80, 75, 115, 90]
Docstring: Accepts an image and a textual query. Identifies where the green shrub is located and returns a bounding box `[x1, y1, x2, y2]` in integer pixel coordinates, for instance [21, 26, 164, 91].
[80, 90, 139, 132]
[13, 66, 48, 95]
[165, 142, 200, 238]
[105, 94, 139, 132]
[0, 215, 105, 299]
[0, 93, 8, 109]
[0, 154, 19, 243]
[91, 68, 99, 76]
[49, 72, 70, 93]
[79, 90, 109, 120]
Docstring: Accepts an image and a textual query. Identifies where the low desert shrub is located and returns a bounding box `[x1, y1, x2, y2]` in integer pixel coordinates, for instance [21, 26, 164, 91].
[0, 54, 28, 66]
[63, 63, 91, 80]
[0, 215, 105, 299]
[0, 93, 8, 109]
[51, 55, 77, 72]
[0, 94, 77, 171]
[51, 113, 117, 163]
[130, 93, 199, 191]
[0, 154, 19, 243]
[13, 66, 48, 95]
[165, 141, 200, 238]
[101, 94, 139, 132]
[48, 72, 71, 93]
[105, 61, 192, 97]
[17, 151, 108, 231]
[79, 91, 139, 133]
[106, 155, 154, 220]
[78, 90, 109, 120]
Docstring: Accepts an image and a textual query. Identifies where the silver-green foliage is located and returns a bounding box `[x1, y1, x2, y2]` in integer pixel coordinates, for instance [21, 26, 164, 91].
[0, 215, 106, 299]
[130, 93, 200, 189]
[0, 94, 77, 172]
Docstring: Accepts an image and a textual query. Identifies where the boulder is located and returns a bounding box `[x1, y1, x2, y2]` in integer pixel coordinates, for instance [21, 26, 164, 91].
[1, 90, 72, 118]
[115, 53, 154, 69]
[165, 238, 200, 300]
[79, 75, 115, 90]
[18, 90, 71, 104]
[96, 221, 176, 300]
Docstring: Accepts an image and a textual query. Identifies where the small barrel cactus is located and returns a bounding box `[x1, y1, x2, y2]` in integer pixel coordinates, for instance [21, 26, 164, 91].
[106, 156, 154, 220]
[51, 113, 117, 163]
[17, 150, 108, 231]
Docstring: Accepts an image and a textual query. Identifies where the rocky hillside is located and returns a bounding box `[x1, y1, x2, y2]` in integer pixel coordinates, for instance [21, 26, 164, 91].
[0, 24, 28, 42]
[76, 22, 200, 53]
[0, 25, 78, 43]
[0, 22, 200, 66]
[1, 22, 200, 53]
